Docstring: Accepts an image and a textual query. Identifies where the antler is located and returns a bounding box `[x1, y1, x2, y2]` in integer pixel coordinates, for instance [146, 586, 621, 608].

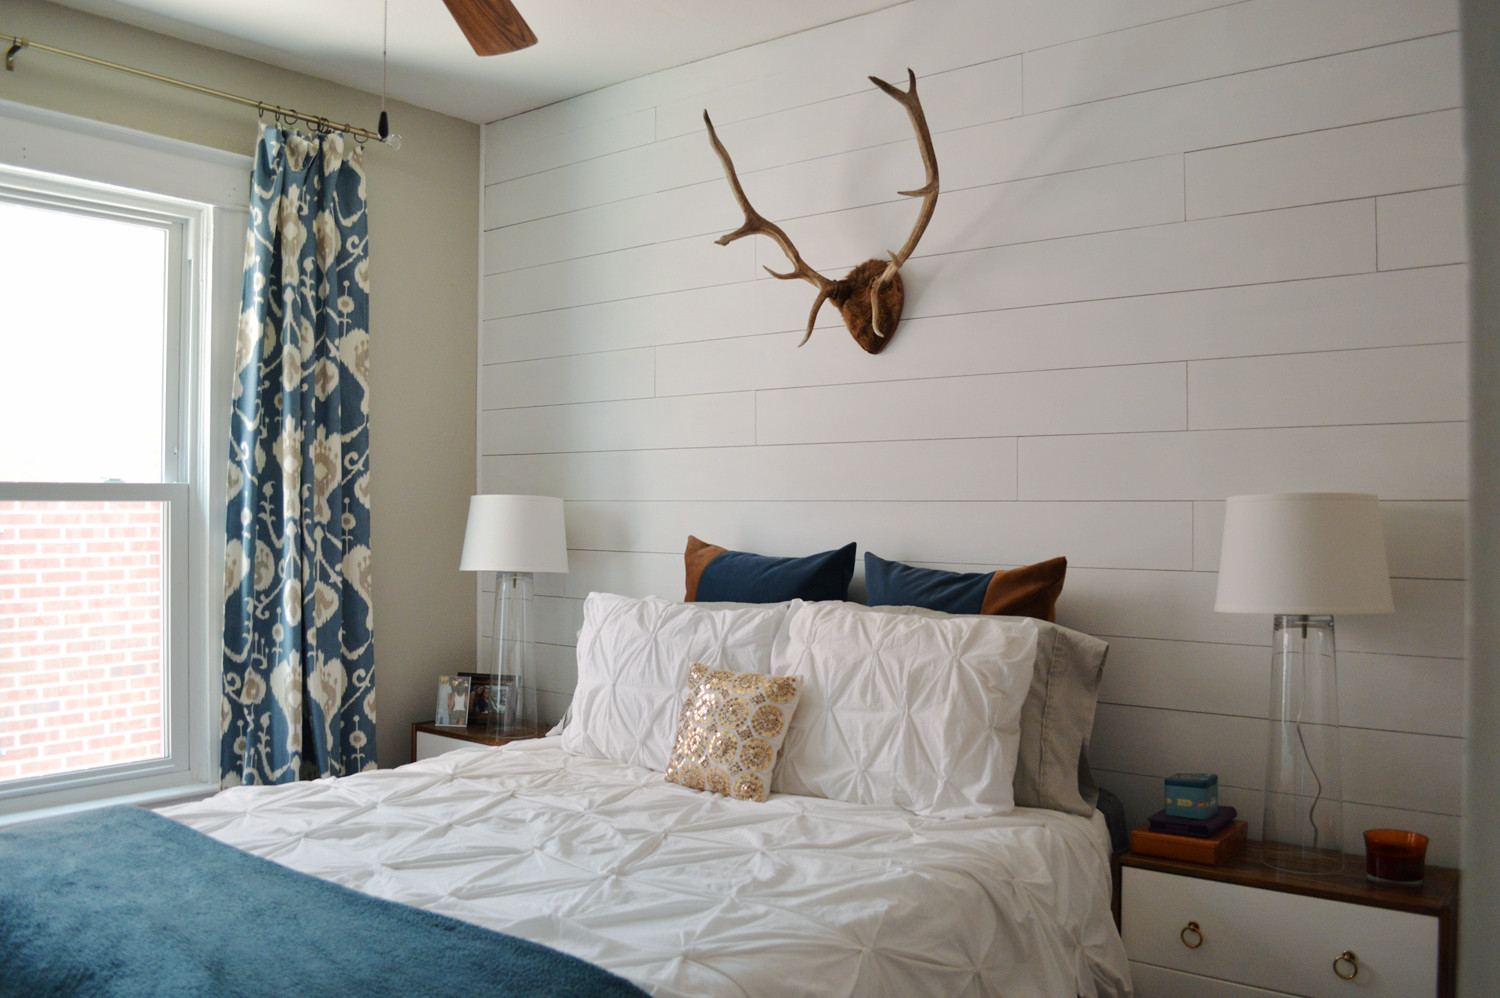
[867, 69, 940, 338]
[704, 111, 834, 347]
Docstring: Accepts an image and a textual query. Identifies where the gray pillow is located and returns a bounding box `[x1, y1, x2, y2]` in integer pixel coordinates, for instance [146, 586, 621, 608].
[875, 604, 1108, 816]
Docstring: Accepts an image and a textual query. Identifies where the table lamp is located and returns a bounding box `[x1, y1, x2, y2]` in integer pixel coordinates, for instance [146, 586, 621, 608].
[1215, 493, 1393, 874]
[460, 495, 569, 735]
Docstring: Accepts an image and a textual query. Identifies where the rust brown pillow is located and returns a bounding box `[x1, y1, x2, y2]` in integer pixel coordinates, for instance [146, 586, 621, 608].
[864, 552, 1067, 622]
[683, 536, 726, 602]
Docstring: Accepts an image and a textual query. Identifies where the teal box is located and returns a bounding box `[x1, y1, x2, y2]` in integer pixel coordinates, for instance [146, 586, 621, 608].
[1164, 773, 1219, 819]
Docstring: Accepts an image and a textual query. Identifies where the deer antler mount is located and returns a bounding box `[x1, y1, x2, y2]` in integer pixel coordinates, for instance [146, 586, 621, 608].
[704, 69, 939, 355]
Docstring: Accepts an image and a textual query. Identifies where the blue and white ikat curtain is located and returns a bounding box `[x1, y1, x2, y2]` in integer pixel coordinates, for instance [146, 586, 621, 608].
[221, 126, 376, 786]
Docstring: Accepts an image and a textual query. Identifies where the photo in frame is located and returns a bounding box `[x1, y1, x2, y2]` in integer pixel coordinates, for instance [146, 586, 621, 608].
[461, 672, 518, 728]
[434, 675, 471, 727]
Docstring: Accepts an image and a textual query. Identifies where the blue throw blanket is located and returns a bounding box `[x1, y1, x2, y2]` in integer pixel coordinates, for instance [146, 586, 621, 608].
[0, 806, 649, 998]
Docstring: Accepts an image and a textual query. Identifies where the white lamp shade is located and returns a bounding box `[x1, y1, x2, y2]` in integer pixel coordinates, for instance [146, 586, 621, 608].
[1214, 493, 1393, 615]
[459, 495, 569, 574]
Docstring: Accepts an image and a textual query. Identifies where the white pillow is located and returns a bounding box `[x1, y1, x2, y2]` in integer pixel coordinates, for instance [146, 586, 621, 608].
[769, 600, 1036, 818]
[562, 593, 791, 772]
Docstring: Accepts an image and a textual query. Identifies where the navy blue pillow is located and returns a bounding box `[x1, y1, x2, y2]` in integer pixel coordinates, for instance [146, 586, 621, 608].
[685, 536, 855, 603]
[864, 551, 1067, 621]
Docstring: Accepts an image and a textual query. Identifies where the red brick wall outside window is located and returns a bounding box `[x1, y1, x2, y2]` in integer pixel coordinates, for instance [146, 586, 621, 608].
[0, 501, 165, 784]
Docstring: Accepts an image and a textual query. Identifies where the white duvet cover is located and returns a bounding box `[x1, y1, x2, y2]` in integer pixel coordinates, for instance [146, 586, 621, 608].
[162, 740, 1131, 998]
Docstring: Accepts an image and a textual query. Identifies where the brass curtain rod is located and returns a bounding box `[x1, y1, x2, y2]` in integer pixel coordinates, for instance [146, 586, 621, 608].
[3, 33, 390, 144]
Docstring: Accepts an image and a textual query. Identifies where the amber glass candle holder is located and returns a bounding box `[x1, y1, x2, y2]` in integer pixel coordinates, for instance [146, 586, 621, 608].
[1363, 829, 1428, 886]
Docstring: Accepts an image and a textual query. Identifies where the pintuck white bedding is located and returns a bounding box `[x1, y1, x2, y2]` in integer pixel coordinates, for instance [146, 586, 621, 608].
[163, 738, 1131, 998]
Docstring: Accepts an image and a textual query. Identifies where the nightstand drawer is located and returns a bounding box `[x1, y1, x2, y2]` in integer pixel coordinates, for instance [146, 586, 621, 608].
[414, 730, 479, 760]
[1130, 962, 1287, 997]
[1122, 867, 1438, 998]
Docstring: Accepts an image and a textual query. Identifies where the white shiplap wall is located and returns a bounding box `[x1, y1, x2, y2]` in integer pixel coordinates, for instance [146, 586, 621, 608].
[478, 0, 1468, 862]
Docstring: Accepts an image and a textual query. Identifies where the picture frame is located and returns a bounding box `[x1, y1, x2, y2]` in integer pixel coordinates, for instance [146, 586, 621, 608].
[461, 672, 519, 728]
[434, 675, 471, 727]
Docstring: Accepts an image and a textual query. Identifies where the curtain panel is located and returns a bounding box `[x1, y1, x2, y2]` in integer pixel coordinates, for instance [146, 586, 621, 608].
[221, 126, 375, 786]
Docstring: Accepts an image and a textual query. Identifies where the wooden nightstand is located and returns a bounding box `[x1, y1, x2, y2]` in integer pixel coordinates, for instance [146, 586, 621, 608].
[1117, 841, 1458, 997]
[410, 721, 546, 761]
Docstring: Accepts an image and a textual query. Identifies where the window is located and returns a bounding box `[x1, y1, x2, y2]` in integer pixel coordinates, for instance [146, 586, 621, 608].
[0, 106, 247, 816]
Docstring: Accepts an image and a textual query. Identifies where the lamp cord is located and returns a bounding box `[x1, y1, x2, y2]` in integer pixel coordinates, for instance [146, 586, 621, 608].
[1296, 718, 1323, 851]
[1294, 616, 1323, 852]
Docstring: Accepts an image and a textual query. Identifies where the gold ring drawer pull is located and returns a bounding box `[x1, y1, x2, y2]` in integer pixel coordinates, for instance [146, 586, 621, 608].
[1180, 921, 1204, 949]
[1333, 950, 1359, 981]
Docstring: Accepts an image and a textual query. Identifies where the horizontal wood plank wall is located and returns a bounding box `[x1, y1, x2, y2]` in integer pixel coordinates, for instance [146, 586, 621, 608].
[478, 0, 1468, 863]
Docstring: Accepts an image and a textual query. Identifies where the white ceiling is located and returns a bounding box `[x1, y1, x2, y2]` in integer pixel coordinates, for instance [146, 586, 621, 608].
[48, 0, 910, 125]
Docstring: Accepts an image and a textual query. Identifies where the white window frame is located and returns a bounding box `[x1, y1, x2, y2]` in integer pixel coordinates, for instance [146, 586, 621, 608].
[0, 99, 248, 819]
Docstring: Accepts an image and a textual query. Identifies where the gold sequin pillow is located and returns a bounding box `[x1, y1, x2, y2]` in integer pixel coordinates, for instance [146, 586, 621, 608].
[664, 664, 801, 802]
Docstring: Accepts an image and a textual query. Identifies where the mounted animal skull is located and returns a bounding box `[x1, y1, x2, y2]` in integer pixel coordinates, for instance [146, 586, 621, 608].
[703, 69, 940, 354]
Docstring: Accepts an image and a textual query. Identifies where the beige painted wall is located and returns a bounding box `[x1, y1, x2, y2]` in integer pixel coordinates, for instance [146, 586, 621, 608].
[2, 0, 480, 767]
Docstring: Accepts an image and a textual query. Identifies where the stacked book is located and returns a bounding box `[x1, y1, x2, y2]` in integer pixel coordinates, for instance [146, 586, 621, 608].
[1130, 805, 1247, 865]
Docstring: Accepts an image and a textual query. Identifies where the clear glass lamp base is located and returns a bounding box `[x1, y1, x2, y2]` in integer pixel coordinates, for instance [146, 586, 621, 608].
[488, 571, 539, 737]
[1262, 613, 1344, 875]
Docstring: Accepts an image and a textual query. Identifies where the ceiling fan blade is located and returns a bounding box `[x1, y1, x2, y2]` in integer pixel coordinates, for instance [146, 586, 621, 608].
[441, 0, 538, 56]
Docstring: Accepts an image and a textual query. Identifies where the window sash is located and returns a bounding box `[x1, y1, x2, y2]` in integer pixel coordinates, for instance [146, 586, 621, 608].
[0, 482, 190, 807]
[0, 176, 192, 486]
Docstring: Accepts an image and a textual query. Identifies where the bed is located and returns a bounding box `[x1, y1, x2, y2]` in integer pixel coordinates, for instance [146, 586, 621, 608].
[163, 737, 1128, 996]
[4, 593, 1133, 997]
